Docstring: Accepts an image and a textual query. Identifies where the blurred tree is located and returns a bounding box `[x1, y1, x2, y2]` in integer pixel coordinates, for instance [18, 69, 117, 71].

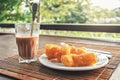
[0, 0, 41, 23]
[0, 0, 119, 24]
[0, 0, 32, 22]
[41, 0, 89, 23]
[62, 0, 90, 23]
[113, 8, 120, 17]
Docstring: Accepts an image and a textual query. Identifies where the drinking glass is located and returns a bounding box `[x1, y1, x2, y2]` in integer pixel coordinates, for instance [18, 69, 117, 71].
[15, 23, 40, 63]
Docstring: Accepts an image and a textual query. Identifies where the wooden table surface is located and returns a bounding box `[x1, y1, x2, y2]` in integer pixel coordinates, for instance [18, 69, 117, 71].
[0, 35, 120, 80]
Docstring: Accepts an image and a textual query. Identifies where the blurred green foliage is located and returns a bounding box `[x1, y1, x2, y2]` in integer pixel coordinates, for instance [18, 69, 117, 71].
[0, 0, 120, 38]
[0, 0, 32, 22]
[0, 0, 120, 24]
[41, 30, 120, 38]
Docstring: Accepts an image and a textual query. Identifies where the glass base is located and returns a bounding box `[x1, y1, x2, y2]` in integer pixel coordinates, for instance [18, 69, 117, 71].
[19, 57, 37, 63]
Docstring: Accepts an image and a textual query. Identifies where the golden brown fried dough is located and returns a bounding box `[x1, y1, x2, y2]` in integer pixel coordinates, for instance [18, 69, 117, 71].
[77, 47, 87, 54]
[61, 53, 98, 67]
[81, 52, 98, 66]
[45, 44, 61, 59]
[45, 44, 98, 67]
[61, 54, 74, 66]
[56, 44, 71, 62]
[70, 46, 78, 54]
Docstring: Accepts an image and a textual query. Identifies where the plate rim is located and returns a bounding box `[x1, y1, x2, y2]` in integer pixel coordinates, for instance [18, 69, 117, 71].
[39, 54, 109, 71]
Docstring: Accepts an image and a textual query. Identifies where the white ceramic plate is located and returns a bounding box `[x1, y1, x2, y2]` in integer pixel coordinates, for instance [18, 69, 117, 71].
[39, 53, 109, 71]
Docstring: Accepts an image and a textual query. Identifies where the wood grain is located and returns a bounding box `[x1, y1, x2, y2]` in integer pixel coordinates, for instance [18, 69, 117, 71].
[0, 35, 120, 80]
[0, 43, 120, 80]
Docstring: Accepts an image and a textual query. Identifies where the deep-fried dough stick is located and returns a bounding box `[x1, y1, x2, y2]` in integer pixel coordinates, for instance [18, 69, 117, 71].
[45, 44, 87, 61]
[45, 44, 61, 59]
[56, 44, 71, 62]
[61, 53, 98, 67]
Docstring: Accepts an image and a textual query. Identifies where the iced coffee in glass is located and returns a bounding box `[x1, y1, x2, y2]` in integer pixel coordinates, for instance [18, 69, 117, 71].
[15, 23, 39, 63]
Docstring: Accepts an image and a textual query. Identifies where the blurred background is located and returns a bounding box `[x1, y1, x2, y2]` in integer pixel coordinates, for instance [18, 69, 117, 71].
[0, 0, 120, 39]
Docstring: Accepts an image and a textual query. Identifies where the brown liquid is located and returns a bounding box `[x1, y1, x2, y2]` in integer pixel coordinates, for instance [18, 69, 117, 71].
[16, 36, 38, 59]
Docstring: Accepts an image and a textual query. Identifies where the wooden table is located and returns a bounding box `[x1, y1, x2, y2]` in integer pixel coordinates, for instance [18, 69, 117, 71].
[0, 35, 120, 80]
